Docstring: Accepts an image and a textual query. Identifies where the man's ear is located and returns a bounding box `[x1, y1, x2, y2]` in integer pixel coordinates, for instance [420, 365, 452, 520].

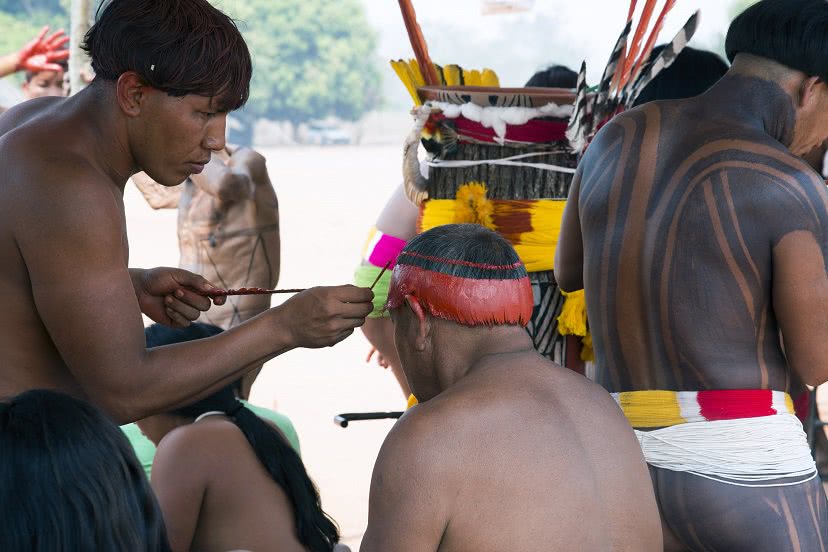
[404, 295, 431, 352]
[116, 71, 149, 118]
[798, 75, 823, 109]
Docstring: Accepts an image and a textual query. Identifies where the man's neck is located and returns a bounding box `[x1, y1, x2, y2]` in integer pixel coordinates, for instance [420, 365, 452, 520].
[71, 84, 137, 192]
[430, 324, 536, 395]
[702, 71, 797, 148]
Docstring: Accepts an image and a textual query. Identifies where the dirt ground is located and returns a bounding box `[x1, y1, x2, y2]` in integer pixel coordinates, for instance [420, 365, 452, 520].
[125, 144, 407, 549]
[124, 143, 828, 548]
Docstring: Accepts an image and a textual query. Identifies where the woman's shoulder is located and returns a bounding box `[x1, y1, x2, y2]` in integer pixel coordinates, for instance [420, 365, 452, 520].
[155, 418, 249, 469]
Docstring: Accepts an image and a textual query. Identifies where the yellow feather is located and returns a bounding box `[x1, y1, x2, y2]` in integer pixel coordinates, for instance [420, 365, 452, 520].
[481, 68, 500, 87]
[465, 69, 482, 86]
[444, 64, 462, 86]
[390, 60, 421, 105]
[408, 59, 425, 88]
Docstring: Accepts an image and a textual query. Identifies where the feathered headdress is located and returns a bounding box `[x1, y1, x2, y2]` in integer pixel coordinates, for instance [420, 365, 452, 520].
[566, 0, 700, 153]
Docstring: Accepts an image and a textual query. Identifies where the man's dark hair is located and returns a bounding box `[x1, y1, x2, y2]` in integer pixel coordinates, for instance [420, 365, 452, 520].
[0, 390, 170, 551]
[144, 322, 340, 552]
[632, 45, 729, 107]
[400, 223, 527, 281]
[83, 0, 252, 112]
[525, 64, 579, 89]
[725, 0, 828, 80]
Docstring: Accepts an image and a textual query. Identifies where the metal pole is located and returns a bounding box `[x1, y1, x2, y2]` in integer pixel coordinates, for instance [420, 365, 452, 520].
[69, 0, 92, 95]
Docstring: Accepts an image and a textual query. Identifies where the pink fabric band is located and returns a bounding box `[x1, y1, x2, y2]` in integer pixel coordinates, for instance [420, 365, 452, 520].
[365, 231, 406, 269]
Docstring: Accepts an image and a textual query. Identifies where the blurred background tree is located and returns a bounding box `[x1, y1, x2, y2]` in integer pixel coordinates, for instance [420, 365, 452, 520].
[0, 0, 381, 145]
[224, 0, 381, 144]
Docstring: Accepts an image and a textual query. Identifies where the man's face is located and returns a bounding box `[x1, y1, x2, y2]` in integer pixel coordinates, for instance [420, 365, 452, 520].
[22, 70, 65, 99]
[130, 91, 227, 186]
[791, 80, 828, 157]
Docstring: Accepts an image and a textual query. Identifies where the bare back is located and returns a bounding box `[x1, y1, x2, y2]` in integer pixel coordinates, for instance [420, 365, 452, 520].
[151, 418, 306, 552]
[362, 352, 661, 551]
[575, 77, 828, 392]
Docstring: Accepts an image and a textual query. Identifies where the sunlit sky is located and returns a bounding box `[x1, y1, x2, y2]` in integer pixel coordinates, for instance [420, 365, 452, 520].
[363, 0, 742, 108]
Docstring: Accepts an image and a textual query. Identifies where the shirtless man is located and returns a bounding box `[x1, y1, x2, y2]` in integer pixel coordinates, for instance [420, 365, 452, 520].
[555, 0, 828, 548]
[134, 145, 279, 398]
[361, 224, 661, 551]
[0, 0, 373, 423]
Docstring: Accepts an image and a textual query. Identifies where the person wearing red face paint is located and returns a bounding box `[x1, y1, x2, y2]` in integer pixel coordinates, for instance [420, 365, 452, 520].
[361, 224, 660, 552]
[0, 27, 69, 107]
[0, 0, 373, 424]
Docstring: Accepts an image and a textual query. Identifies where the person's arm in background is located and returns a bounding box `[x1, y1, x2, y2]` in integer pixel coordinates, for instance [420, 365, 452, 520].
[359, 183, 419, 398]
[0, 27, 69, 79]
[132, 173, 183, 210]
[554, 165, 584, 292]
[228, 146, 280, 286]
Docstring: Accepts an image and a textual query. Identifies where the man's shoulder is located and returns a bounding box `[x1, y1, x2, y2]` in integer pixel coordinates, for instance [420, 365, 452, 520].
[1, 127, 113, 211]
[380, 397, 464, 464]
[0, 97, 63, 138]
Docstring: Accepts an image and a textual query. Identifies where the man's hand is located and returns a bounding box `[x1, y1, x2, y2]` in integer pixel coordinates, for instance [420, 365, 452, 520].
[131, 268, 226, 328]
[279, 285, 374, 348]
[16, 27, 69, 73]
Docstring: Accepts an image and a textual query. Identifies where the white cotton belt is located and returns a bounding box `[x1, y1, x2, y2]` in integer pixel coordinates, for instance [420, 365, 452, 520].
[426, 151, 577, 174]
[636, 413, 818, 488]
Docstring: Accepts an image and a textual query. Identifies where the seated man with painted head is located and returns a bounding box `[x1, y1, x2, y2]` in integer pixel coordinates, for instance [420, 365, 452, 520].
[360, 224, 661, 552]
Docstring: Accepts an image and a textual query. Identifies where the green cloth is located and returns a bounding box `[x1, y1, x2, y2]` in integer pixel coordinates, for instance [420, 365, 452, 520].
[354, 264, 391, 317]
[242, 400, 302, 456]
[121, 422, 156, 480]
[121, 400, 301, 480]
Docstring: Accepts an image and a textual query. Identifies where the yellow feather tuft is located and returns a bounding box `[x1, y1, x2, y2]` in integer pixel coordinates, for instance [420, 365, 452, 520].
[580, 333, 595, 362]
[455, 182, 495, 229]
[558, 289, 588, 337]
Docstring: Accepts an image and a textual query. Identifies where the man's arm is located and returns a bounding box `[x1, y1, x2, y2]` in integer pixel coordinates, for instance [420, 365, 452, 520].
[12, 160, 373, 423]
[554, 165, 584, 292]
[772, 168, 828, 387]
[132, 173, 182, 209]
[360, 409, 453, 552]
[230, 146, 281, 286]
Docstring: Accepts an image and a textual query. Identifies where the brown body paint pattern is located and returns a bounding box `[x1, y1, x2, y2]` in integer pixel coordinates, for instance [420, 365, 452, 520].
[578, 77, 828, 549]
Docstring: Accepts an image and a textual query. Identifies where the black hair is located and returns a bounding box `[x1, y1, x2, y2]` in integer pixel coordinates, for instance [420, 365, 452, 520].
[398, 223, 528, 280]
[0, 390, 170, 551]
[144, 322, 245, 399]
[525, 64, 579, 88]
[144, 321, 223, 347]
[82, 0, 252, 112]
[725, 0, 828, 80]
[144, 323, 339, 552]
[632, 45, 729, 107]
